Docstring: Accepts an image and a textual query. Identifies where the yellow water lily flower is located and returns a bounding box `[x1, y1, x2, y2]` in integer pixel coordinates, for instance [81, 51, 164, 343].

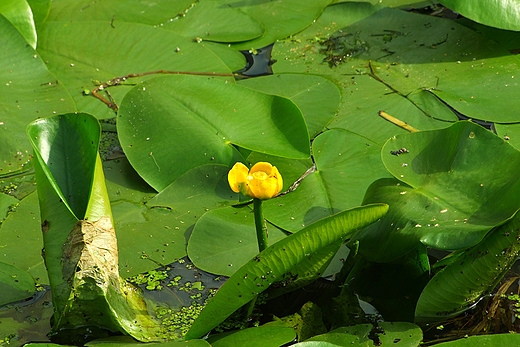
[228, 162, 283, 200]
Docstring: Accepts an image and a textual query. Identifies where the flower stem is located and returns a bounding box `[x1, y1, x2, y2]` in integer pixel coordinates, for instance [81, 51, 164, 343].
[253, 198, 268, 252]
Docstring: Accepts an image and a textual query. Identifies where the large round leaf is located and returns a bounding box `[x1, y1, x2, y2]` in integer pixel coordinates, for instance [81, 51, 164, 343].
[353, 121, 520, 261]
[257, 129, 391, 232]
[117, 74, 310, 191]
[273, 4, 520, 135]
[0, 0, 37, 48]
[0, 191, 47, 283]
[226, 0, 333, 50]
[206, 321, 295, 347]
[0, 14, 75, 177]
[106, 163, 239, 277]
[36, 21, 233, 120]
[46, 0, 193, 23]
[160, 1, 264, 43]
[441, 0, 520, 31]
[47, 0, 264, 43]
[0, 262, 35, 306]
[238, 74, 341, 138]
[187, 205, 288, 277]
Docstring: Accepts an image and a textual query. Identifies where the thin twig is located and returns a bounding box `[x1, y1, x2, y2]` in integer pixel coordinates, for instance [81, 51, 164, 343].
[379, 110, 419, 133]
[91, 70, 241, 111]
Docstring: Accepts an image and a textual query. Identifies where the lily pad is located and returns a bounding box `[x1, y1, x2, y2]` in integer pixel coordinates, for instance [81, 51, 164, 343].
[187, 205, 288, 277]
[36, 21, 233, 119]
[441, 0, 520, 31]
[117, 74, 309, 191]
[227, 0, 333, 50]
[161, 1, 264, 43]
[353, 121, 520, 262]
[0, 262, 35, 306]
[0, 191, 47, 283]
[415, 211, 520, 322]
[0, 0, 37, 48]
[0, 14, 75, 176]
[238, 74, 341, 138]
[185, 204, 388, 339]
[258, 128, 391, 232]
[207, 321, 295, 347]
[113, 164, 239, 277]
[272, 4, 520, 147]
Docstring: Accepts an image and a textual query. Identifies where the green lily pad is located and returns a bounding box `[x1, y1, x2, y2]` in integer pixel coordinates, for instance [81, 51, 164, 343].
[117, 74, 309, 191]
[0, 261, 35, 306]
[36, 21, 233, 120]
[161, 1, 264, 43]
[272, 4, 520, 145]
[377, 322, 422, 346]
[431, 333, 520, 346]
[114, 164, 238, 277]
[257, 128, 391, 232]
[227, 0, 333, 50]
[238, 74, 341, 138]
[354, 121, 520, 262]
[0, 191, 47, 283]
[441, 0, 520, 31]
[306, 325, 372, 345]
[187, 205, 288, 277]
[207, 321, 295, 347]
[416, 211, 520, 322]
[0, 14, 75, 177]
[0, 193, 18, 221]
[45, 0, 193, 24]
[26, 0, 49, 28]
[0, 0, 37, 48]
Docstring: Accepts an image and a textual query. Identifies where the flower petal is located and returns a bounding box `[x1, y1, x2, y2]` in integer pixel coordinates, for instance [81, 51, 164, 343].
[250, 162, 274, 175]
[228, 162, 249, 194]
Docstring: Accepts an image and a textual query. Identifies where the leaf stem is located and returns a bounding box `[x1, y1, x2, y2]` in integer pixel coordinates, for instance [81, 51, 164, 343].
[253, 198, 268, 252]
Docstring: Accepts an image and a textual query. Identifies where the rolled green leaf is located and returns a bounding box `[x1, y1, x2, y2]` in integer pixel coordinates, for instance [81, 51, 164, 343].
[27, 113, 163, 342]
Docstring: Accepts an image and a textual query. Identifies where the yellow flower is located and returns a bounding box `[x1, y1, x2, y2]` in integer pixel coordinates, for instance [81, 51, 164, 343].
[228, 162, 283, 200]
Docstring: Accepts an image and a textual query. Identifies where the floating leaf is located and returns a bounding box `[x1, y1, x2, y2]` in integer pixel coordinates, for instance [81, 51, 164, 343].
[117, 75, 309, 191]
[238, 74, 341, 138]
[259, 129, 391, 232]
[0, 14, 75, 177]
[432, 333, 520, 346]
[0, 262, 35, 306]
[114, 164, 239, 277]
[0, 191, 47, 283]
[227, 0, 333, 50]
[207, 321, 295, 347]
[187, 206, 287, 277]
[0, 0, 37, 48]
[441, 0, 520, 31]
[353, 121, 520, 262]
[37, 21, 233, 119]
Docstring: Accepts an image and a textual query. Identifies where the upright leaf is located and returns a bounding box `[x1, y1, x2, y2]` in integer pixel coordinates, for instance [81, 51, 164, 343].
[185, 204, 388, 339]
[27, 113, 164, 342]
[415, 211, 520, 322]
